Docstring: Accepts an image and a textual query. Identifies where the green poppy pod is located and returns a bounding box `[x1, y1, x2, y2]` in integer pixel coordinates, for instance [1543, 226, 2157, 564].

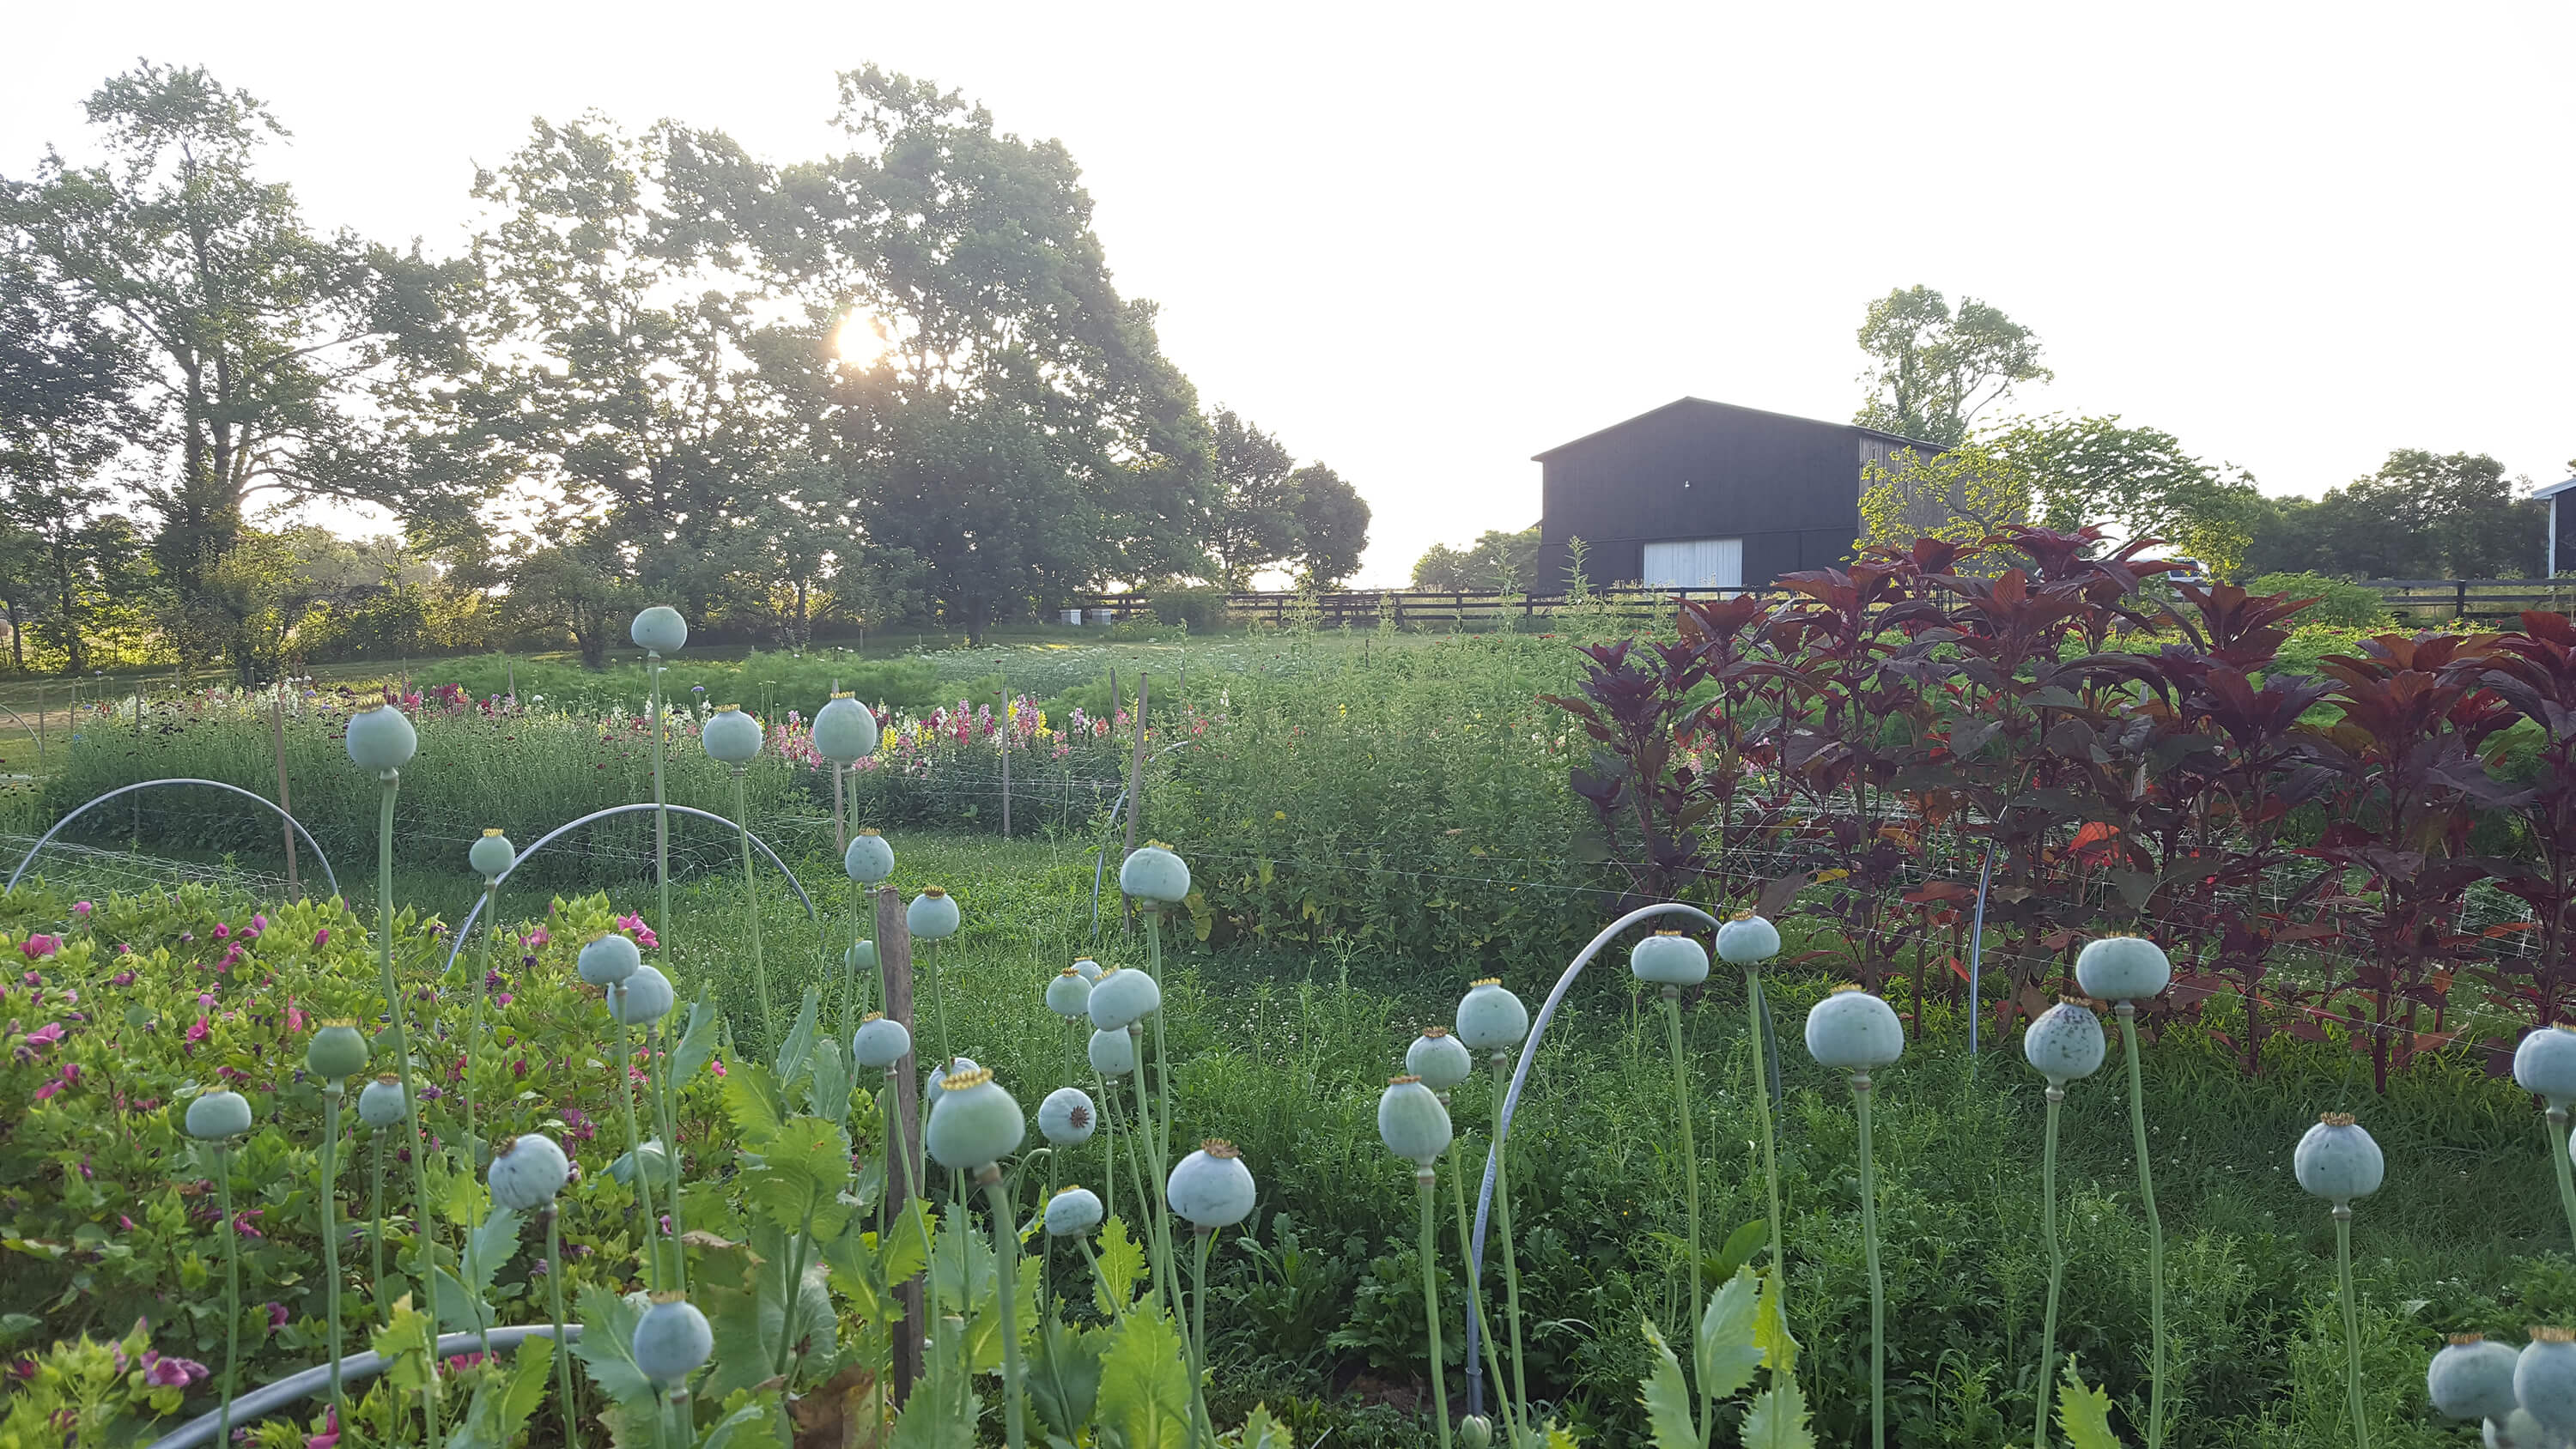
[344, 701, 417, 775]
[701, 705, 762, 765]
[2021, 999, 2106, 1088]
[486, 1132, 570, 1210]
[2487, 1407, 2557, 1449]
[1631, 929, 1710, 987]
[1087, 966, 1161, 1031]
[845, 939, 878, 978]
[1072, 956, 1103, 982]
[812, 694, 879, 762]
[306, 1020, 369, 1080]
[1046, 965, 1093, 1018]
[1120, 842, 1192, 905]
[2293, 1112, 2385, 1205]
[1804, 985, 1904, 1072]
[1406, 1027, 1473, 1092]
[1039, 1086, 1098, 1145]
[1459, 1416, 1494, 1449]
[631, 1291, 713, 1385]
[1089, 1027, 1137, 1076]
[469, 828, 515, 879]
[927, 1067, 1025, 1172]
[2431, 1334, 2524, 1422]
[1455, 978, 1529, 1053]
[852, 1013, 911, 1070]
[2073, 935, 2172, 1002]
[2517, 1027, 2576, 1110]
[843, 829, 895, 884]
[1046, 1185, 1103, 1238]
[907, 887, 960, 941]
[578, 931, 641, 987]
[611, 964, 675, 1026]
[357, 1075, 408, 1128]
[2520, 1330, 2576, 1437]
[927, 1056, 981, 1094]
[1377, 1075, 1453, 1167]
[630, 606, 689, 655]
[1716, 913, 1783, 965]
[1167, 1139, 1257, 1228]
[185, 1089, 252, 1140]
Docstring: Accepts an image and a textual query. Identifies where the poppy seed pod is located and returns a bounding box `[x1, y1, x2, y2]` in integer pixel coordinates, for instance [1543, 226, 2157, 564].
[1716, 913, 1783, 965]
[1089, 1027, 1137, 1076]
[843, 829, 895, 884]
[1120, 842, 1192, 905]
[2074, 935, 2172, 1002]
[2520, 1329, 2576, 1437]
[1046, 1185, 1103, 1238]
[1804, 985, 1904, 1072]
[1406, 1027, 1473, 1092]
[845, 939, 878, 978]
[357, 1075, 408, 1128]
[306, 1020, 369, 1080]
[631, 1292, 713, 1385]
[927, 1056, 981, 1094]
[577, 931, 641, 987]
[2430, 1334, 2524, 1422]
[2021, 1000, 2106, 1088]
[1039, 1086, 1098, 1145]
[486, 1132, 570, 1210]
[2516, 1027, 2576, 1110]
[611, 964, 675, 1026]
[1072, 956, 1103, 982]
[2487, 1407, 2553, 1449]
[852, 1013, 911, 1070]
[344, 702, 418, 775]
[185, 1089, 252, 1140]
[811, 694, 880, 763]
[701, 705, 763, 765]
[1087, 966, 1162, 1031]
[927, 1067, 1025, 1171]
[907, 887, 960, 941]
[1455, 979, 1529, 1053]
[1167, 1139, 1257, 1228]
[1630, 929, 1710, 988]
[1046, 966, 1093, 1018]
[2293, 1112, 2385, 1205]
[1460, 1416, 1494, 1449]
[1377, 1076, 1454, 1167]
[629, 606, 689, 655]
[469, 828, 515, 879]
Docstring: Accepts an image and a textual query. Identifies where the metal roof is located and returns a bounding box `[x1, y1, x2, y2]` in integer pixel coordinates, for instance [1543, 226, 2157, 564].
[1531, 396, 1951, 462]
[2533, 476, 2576, 500]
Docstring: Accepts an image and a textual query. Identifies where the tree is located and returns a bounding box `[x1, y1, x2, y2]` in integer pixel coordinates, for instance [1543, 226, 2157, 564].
[504, 535, 635, 668]
[1853, 286, 2050, 446]
[2242, 451, 2541, 580]
[1287, 463, 1370, 586]
[1202, 409, 1301, 587]
[1409, 526, 1536, 591]
[1, 63, 485, 673]
[2012, 415, 2262, 577]
[1856, 442, 2032, 558]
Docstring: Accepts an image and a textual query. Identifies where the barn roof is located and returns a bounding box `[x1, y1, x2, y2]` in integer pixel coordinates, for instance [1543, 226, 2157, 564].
[2532, 476, 2576, 500]
[1531, 396, 1950, 463]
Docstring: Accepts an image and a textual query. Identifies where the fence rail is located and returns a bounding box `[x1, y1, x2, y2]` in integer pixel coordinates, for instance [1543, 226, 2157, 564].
[2347, 579, 2576, 620]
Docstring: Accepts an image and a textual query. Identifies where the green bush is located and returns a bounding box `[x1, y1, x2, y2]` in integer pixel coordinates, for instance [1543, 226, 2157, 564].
[2251, 572, 2393, 630]
[1149, 586, 1230, 633]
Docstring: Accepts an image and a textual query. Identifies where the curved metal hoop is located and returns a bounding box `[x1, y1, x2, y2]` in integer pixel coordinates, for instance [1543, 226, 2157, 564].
[148, 1324, 580, 1449]
[7, 779, 342, 899]
[443, 802, 817, 973]
[1462, 900, 1720, 1414]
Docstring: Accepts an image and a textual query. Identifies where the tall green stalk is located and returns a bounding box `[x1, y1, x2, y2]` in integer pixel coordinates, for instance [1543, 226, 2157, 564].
[544, 1206, 582, 1449]
[1746, 969, 1787, 1319]
[368, 1127, 387, 1310]
[729, 768, 775, 1052]
[1855, 1073, 1885, 1449]
[213, 1144, 242, 1449]
[319, 1086, 349, 1424]
[1487, 1055, 1532, 1418]
[925, 941, 956, 1074]
[2334, 1210, 2369, 1449]
[2032, 1088, 2066, 1449]
[1127, 1051, 1178, 1320]
[611, 1008, 659, 1290]
[2547, 1107, 2576, 1247]
[1660, 988, 1708, 1446]
[1447, 1136, 1518, 1445]
[987, 1177, 1030, 1449]
[1189, 1228, 1216, 1448]
[648, 653, 671, 982]
[649, 1022, 688, 1295]
[1418, 1173, 1454, 1449]
[374, 775, 442, 1434]
[2117, 1003, 2166, 1449]
[461, 874, 501, 1357]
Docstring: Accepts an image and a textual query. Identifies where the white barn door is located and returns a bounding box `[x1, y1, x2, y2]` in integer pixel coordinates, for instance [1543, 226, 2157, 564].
[1641, 537, 1743, 590]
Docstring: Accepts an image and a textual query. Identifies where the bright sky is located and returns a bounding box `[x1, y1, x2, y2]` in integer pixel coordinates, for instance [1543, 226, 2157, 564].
[9, 2, 2572, 587]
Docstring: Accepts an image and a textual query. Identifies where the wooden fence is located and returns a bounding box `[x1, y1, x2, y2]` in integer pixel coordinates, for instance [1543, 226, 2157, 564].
[1058, 585, 1772, 630]
[2348, 579, 2576, 621]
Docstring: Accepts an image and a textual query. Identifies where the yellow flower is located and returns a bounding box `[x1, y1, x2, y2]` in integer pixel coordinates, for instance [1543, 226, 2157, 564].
[1273, 810, 1285, 820]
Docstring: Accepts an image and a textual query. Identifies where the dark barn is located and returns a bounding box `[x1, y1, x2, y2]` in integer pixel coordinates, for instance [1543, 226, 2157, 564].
[1534, 397, 1946, 591]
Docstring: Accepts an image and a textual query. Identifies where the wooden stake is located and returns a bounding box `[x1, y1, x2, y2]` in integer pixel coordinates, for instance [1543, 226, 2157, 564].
[876, 885, 925, 1400]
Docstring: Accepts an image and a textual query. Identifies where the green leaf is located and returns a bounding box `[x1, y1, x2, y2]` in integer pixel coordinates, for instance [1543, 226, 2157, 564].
[721, 1064, 786, 1145]
[1711, 1217, 1769, 1284]
[696, 1402, 775, 1449]
[671, 991, 721, 1086]
[465, 1206, 523, 1294]
[369, 1299, 437, 1394]
[444, 1335, 556, 1449]
[1091, 1214, 1147, 1319]
[2057, 1360, 2123, 1449]
[1095, 1308, 1193, 1449]
[879, 1199, 932, 1288]
[1754, 1269, 1799, 1378]
[1695, 1266, 1765, 1404]
[1024, 1319, 1105, 1443]
[821, 1218, 897, 1327]
[1237, 1403, 1291, 1449]
[809, 1038, 851, 1127]
[430, 1266, 497, 1335]
[1543, 1427, 1583, 1449]
[1635, 1319, 1698, 1449]
[1739, 1379, 1815, 1449]
[774, 986, 822, 1087]
[743, 1116, 850, 1234]
[569, 1283, 659, 1413]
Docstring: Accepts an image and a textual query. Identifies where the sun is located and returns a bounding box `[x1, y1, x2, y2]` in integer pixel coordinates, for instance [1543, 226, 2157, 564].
[834, 312, 887, 367]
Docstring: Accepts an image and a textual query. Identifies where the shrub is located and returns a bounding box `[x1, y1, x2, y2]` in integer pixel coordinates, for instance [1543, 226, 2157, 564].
[2250, 571, 2393, 629]
[1150, 587, 1230, 633]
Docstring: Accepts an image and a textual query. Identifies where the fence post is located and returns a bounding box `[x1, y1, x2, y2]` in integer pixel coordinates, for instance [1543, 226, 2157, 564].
[2458, 580, 2470, 618]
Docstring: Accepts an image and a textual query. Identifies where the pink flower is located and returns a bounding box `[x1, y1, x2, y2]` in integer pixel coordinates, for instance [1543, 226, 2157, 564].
[306, 1408, 341, 1449]
[214, 924, 230, 940]
[526, 928, 551, 949]
[251, 915, 267, 934]
[23, 1022, 63, 1050]
[267, 1302, 288, 1330]
[288, 1006, 307, 1033]
[185, 1016, 210, 1046]
[313, 929, 330, 947]
[710, 1056, 726, 1078]
[71, 901, 91, 918]
[20, 935, 60, 959]
[142, 1354, 208, 1388]
[118, 1215, 135, 1232]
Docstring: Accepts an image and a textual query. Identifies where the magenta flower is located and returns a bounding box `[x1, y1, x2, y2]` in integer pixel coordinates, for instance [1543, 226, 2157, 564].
[71, 901, 91, 918]
[185, 1016, 210, 1046]
[313, 929, 330, 947]
[143, 1355, 209, 1388]
[20, 935, 60, 959]
[306, 1408, 341, 1449]
[267, 1302, 288, 1330]
[214, 924, 230, 940]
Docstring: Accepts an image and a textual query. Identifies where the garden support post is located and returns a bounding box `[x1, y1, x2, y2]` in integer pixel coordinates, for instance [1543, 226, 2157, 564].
[2117, 1002, 2166, 1449]
[875, 886, 925, 1401]
[1855, 1070, 1885, 1449]
[1418, 1171, 1453, 1449]
[2033, 1086, 2066, 1449]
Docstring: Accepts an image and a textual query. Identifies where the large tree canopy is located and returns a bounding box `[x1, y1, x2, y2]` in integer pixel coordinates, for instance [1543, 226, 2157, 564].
[2245, 450, 2540, 580]
[1853, 286, 2050, 447]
